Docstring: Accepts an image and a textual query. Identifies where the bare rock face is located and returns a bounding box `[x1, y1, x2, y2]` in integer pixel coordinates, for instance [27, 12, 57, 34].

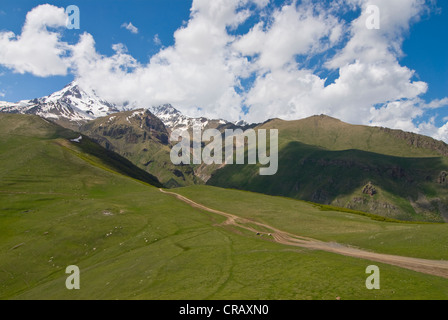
[362, 182, 377, 196]
[80, 109, 170, 146]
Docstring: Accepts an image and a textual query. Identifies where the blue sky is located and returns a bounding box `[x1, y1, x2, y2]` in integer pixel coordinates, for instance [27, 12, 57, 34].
[0, 0, 192, 101]
[0, 0, 447, 140]
[401, 1, 448, 127]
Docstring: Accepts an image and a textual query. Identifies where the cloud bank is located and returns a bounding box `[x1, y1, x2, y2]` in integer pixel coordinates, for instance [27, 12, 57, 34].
[0, 0, 447, 141]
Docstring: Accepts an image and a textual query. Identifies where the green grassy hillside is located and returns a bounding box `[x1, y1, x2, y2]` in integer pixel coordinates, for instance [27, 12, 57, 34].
[0, 114, 163, 189]
[259, 115, 448, 157]
[173, 186, 448, 261]
[1, 113, 448, 300]
[209, 116, 448, 222]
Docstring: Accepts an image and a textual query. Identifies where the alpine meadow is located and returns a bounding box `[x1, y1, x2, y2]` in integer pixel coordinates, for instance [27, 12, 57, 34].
[1, 0, 448, 304]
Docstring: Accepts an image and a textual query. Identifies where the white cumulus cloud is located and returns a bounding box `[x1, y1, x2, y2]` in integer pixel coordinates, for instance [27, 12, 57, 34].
[0, 4, 70, 77]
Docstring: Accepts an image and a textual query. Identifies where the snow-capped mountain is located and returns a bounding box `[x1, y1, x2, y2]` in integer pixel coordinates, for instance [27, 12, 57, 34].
[0, 82, 122, 127]
[150, 104, 251, 131]
[0, 82, 252, 130]
[151, 104, 220, 131]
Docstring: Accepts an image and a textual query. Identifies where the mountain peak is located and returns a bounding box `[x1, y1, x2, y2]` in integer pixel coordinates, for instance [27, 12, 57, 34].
[1, 82, 253, 131]
[0, 81, 122, 128]
[150, 104, 182, 116]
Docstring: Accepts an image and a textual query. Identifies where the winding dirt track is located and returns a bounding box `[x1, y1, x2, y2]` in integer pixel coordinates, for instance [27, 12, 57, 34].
[159, 189, 448, 279]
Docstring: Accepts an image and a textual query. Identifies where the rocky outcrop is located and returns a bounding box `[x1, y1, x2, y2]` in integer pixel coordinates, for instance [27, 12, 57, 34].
[362, 182, 377, 196]
[380, 127, 448, 157]
[80, 109, 170, 146]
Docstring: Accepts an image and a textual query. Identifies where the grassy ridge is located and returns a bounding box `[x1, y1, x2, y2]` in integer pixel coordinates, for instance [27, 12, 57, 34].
[0, 114, 163, 188]
[208, 128, 448, 222]
[259, 116, 448, 158]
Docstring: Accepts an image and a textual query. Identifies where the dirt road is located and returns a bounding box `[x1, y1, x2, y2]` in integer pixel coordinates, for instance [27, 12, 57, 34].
[160, 189, 448, 279]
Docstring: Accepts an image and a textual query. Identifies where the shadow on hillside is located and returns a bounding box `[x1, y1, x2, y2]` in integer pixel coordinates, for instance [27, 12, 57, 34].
[208, 141, 448, 219]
